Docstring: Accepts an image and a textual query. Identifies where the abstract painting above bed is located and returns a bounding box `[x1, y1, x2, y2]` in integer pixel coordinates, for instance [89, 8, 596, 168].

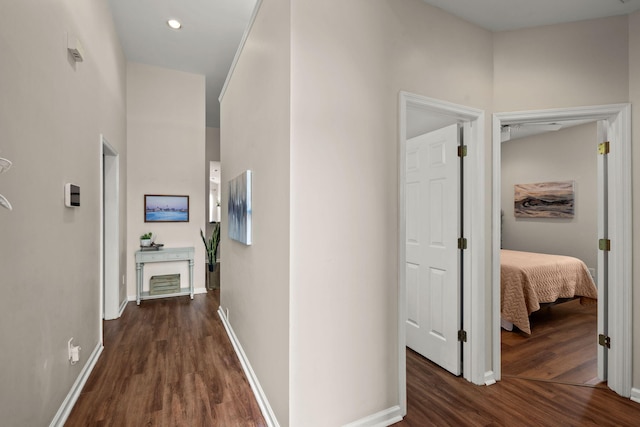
[514, 181, 575, 218]
[500, 249, 597, 334]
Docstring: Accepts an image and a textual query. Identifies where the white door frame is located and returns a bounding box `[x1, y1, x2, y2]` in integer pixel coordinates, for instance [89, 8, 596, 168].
[398, 91, 486, 415]
[100, 135, 121, 325]
[491, 104, 632, 397]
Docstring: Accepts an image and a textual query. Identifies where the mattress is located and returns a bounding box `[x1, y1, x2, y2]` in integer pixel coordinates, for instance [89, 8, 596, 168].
[501, 249, 598, 334]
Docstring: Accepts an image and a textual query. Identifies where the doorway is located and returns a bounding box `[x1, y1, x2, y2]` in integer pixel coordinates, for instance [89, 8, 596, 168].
[499, 120, 600, 386]
[101, 135, 121, 323]
[491, 104, 632, 398]
[398, 92, 486, 415]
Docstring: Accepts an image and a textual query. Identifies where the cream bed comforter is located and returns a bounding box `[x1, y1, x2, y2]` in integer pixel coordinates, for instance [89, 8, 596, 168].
[501, 249, 598, 334]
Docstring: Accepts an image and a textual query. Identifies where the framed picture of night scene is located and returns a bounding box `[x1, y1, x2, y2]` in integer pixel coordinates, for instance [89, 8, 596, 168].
[144, 195, 190, 222]
[228, 170, 252, 245]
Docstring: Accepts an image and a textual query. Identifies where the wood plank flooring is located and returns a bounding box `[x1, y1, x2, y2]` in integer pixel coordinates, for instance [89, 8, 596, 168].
[396, 348, 640, 426]
[65, 290, 266, 427]
[66, 291, 640, 426]
[501, 298, 601, 386]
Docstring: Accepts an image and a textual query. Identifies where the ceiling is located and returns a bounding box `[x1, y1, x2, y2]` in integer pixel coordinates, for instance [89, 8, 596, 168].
[108, 0, 256, 128]
[107, 0, 640, 128]
[420, 0, 640, 32]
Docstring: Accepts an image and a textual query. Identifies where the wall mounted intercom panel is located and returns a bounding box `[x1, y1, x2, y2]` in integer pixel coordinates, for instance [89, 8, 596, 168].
[65, 183, 80, 207]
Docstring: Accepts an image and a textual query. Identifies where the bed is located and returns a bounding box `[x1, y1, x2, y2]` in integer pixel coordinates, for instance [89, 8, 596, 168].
[500, 249, 598, 334]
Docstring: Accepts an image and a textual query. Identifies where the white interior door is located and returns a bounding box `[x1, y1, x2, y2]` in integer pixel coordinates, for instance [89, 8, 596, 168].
[405, 123, 461, 375]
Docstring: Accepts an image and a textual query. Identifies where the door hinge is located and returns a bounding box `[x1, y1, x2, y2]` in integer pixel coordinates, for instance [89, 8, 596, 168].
[458, 330, 467, 342]
[598, 334, 611, 349]
[458, 237, 467, 250]
[458, 145, 467, 157]
[598, 239, 611, 251]
[598, 141, 610, 155]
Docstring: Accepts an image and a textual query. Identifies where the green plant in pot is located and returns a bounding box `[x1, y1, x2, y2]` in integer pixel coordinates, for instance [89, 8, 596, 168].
[200, 222, 220, 272]
[140, 232, 153, 247]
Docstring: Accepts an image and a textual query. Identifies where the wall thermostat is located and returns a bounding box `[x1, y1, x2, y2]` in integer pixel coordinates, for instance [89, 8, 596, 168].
[67, 33, 85, 62]
[65, 183, 80, 207]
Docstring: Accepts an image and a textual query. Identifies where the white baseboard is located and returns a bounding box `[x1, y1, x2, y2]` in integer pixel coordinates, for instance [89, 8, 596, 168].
[117, 298, 128, 317]
[484, 370, 497, 386]
[217, 307, 280, 427]
[631, 387, 640, 404]
[49, 342, 103, 427]
[342, 406, 403, 427]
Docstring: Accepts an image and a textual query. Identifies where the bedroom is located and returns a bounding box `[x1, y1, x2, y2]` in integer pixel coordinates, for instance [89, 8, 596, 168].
[500, 119, 600, 386]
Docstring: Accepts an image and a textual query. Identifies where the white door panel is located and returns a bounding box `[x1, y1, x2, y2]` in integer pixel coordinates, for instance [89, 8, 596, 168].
[405, 123, 461, 375]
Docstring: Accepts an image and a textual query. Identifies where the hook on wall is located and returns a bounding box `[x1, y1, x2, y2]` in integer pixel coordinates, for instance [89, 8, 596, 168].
[0, 157, 11, 174]
[0, 157, 13, 211]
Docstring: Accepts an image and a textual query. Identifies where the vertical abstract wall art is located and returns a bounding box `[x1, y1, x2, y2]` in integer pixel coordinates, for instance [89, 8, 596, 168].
[514, 181, 575, 218]
[228, 170, 252, 245]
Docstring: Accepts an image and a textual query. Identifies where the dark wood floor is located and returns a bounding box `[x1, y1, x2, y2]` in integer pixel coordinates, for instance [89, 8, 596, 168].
[501, 298, 602, 386]
[65, 290, 266, 427]
[396, 348, 640, 426]
[66, 291, 640, 426]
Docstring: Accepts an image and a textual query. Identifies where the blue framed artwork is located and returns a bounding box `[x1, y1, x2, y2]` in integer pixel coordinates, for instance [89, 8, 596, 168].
[228, 170, 252, 245]
[144, 195, 189, 222]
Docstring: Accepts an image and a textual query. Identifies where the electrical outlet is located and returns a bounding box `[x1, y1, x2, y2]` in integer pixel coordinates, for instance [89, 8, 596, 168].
[68, 338, 81, 365]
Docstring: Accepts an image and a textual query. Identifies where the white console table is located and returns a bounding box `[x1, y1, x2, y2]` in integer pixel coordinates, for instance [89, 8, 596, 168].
[135, 247, 195, 305]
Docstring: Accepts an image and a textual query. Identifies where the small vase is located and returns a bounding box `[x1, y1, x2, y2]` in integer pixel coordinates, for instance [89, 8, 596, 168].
[140, 239, 151, 247]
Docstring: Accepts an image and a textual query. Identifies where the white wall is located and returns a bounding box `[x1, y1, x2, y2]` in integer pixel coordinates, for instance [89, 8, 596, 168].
[126, 63, 206, 296]
[219, 0, 292, 424]
[501, 123, 598, 270]
[0, 0, 126, 425]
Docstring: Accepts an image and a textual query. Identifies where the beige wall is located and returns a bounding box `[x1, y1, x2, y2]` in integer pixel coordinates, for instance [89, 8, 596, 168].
[219, 0, 292, 424]
[126, 63, 206, 296]
[494, 16, 629, 112]
[628, 11, 640, 391]
[501, 123, 598, 270]
[205, 127, 221, 237]
[288, 0, 492, 424]
[0, 0, 127, 425]
[206, 127, 221, 161]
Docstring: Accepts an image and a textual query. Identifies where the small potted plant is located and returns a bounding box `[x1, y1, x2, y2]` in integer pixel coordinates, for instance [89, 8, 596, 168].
[140, 232, 153, 247]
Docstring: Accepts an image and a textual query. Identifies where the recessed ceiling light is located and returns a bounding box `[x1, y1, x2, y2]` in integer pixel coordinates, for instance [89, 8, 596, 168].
[167, 19, 182, 30]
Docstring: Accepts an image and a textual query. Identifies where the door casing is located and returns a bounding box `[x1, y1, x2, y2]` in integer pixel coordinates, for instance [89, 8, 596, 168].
[491, 104, 632, 397]
[101, 135, 121, 325]
[398, 92, 486, 415]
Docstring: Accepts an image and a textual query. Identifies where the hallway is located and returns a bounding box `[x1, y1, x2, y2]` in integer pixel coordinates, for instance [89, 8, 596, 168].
[66, 291, 266, 426]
